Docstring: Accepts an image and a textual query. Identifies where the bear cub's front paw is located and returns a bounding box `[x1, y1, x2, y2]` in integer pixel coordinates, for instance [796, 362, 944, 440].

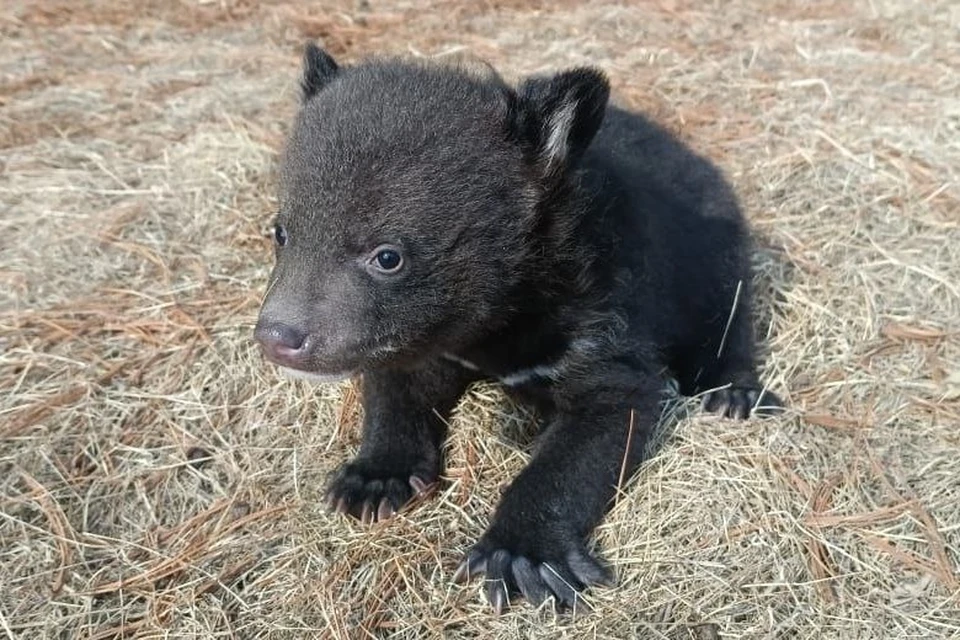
[325, 459, 436, 524]
[453, 524, 614, 613]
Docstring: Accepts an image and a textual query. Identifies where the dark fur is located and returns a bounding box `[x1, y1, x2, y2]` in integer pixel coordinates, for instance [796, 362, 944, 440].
[254, 45, 782, 613]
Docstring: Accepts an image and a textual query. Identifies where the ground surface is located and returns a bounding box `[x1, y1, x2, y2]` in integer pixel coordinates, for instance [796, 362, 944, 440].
[1, 0, 959, 638]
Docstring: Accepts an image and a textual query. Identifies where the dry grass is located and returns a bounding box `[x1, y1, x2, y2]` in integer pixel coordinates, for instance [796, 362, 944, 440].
[2, 0, 959, 637]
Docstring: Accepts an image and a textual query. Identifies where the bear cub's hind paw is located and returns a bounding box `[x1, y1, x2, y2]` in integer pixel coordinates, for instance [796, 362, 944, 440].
[701, 386, 783, 419]
[326, 460, 436, 524]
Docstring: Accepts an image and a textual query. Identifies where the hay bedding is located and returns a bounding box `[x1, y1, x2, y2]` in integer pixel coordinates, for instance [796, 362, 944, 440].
[1, 0, 958, 637]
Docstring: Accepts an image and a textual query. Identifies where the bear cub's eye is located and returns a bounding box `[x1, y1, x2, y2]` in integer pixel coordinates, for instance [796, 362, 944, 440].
[370, 246, 404, 273]
[274, 224, 288, 247]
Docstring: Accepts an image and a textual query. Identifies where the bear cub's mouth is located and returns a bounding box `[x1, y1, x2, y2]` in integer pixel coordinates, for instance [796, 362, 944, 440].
[253, 322, 358, 381]
[254, 319, 402, 383]
[276, 366, 354, 384]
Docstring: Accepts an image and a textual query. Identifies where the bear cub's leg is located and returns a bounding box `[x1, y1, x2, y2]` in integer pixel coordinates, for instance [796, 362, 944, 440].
[676, 283, 781, 419]
[326, 359, 475, 523]
[454, 374, 663, 612]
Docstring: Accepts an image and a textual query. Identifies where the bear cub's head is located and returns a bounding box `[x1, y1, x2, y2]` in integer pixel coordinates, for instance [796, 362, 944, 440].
[254, 44, 610, 381]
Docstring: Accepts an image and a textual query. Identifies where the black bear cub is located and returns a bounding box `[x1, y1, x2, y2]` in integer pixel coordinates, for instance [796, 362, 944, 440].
[255, 44, 781, 613]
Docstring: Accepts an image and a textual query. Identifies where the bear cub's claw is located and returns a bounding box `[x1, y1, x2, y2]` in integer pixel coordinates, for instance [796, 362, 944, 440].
[453, 539, 613, 614]
[700, 386, 783, 419]
[325, 461, 436, 524]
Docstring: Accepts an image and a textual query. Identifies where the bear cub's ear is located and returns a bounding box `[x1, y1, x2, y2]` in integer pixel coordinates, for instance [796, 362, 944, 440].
[300, 43, 340, 101]
[512, 68, 610, 178]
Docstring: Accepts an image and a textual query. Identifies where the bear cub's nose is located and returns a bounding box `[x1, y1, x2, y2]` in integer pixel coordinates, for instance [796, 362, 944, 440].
[254, 322, 308, 365]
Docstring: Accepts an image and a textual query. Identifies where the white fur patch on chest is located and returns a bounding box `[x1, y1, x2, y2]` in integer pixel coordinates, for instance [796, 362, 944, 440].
[443, 338, 599, 387]
[442, 352, 481, 371]
[498, 364, 563, 387]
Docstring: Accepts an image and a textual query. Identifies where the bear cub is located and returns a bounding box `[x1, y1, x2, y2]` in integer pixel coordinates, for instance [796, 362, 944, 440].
[255, 44, 781, 613]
